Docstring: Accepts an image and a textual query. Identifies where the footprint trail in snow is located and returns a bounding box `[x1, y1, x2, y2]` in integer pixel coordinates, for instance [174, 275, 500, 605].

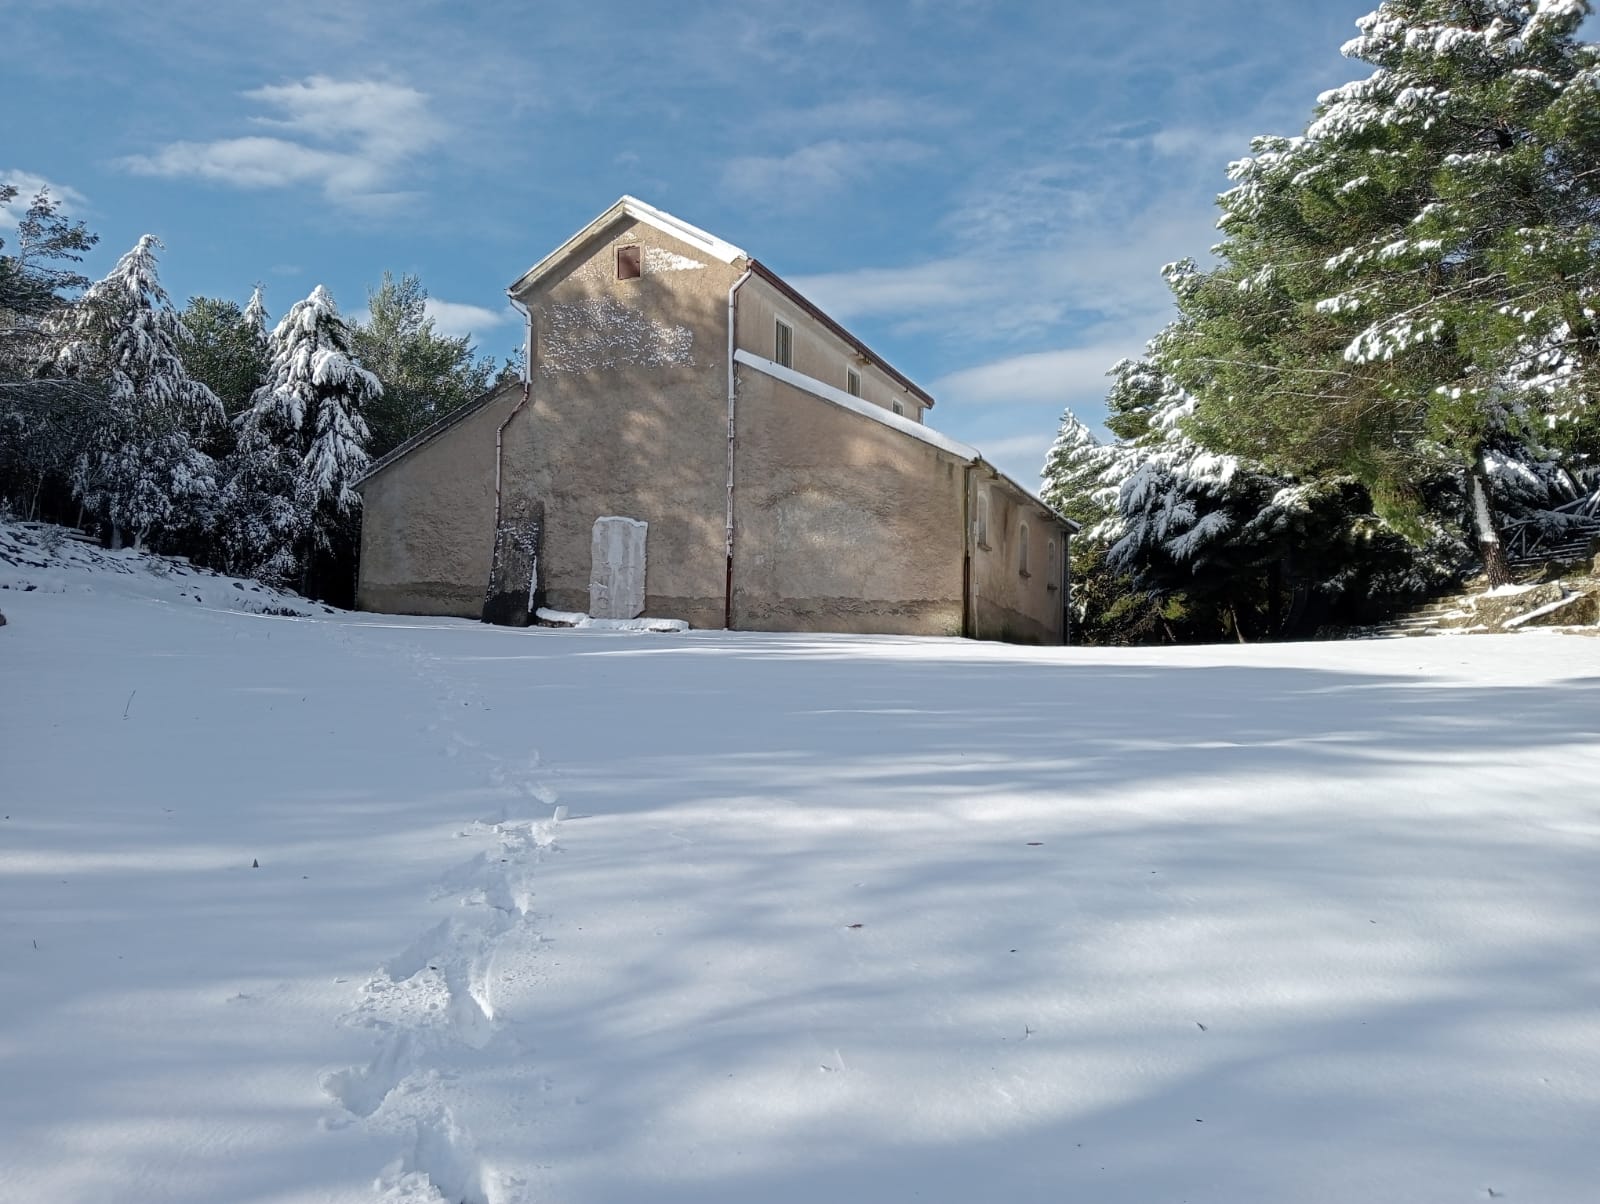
[321, 646, 563, 1204]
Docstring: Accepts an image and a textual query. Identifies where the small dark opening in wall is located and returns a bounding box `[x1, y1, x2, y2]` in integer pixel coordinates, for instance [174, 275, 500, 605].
[616, 245, 641, 280]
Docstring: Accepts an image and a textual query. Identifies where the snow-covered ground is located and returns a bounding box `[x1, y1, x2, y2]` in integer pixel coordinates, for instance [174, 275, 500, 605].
[3, 523, 1599, 1204]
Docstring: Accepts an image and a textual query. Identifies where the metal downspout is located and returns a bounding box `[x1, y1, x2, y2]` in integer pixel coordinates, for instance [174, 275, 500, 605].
[1062, 527, 1072, 646]
[724, 266, 754, 630]
[961, 463, 974, 639]
[494, 296, 534, 530]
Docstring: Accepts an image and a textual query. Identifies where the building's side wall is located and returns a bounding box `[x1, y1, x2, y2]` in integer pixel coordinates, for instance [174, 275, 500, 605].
[356, 384, 523, 616]
[968, 473, 1069, 644]
[731, 365, 967, 636]
[737, 277, 928, 423]
[502, 218, 740, 629]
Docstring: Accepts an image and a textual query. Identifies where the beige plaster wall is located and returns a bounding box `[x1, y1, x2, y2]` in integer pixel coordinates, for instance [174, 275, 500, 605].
[731, 366, 966, 636]
[356, 383, 522, 616]
[737, 277, 928, 423]
[501, 217, 741, 629]
[968, 473, 1069, 644]
[357, 210, 1068, 642]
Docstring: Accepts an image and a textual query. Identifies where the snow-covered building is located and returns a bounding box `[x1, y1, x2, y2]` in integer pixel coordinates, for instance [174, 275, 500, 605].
[354, 197, 1075, 642]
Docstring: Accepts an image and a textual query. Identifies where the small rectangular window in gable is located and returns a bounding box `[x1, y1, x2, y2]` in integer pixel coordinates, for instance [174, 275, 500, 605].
[892, 400, 905, 416]
[846, 368, 862, 397]
[616, 245, 641, 280]
[775, 319, 793, 368]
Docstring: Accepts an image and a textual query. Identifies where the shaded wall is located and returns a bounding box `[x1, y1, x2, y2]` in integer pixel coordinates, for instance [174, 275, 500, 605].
[731, 367, 967, 636]
[356, 384, 521, 616]
[968, 472, 1069, 645]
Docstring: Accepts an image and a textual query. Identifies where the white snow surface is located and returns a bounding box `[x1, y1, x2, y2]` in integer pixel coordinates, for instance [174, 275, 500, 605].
[3, 523, 1600, 1203]
[535, 607, 688, 633]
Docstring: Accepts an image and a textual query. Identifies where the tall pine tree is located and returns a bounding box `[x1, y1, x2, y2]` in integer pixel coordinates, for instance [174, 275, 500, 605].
[1166, 0, 1600, 585]
[352, 272, 494, 458]
[0, 184, 99, 519]
[229, 284, 378, 598]
[53, 235, 222, 549]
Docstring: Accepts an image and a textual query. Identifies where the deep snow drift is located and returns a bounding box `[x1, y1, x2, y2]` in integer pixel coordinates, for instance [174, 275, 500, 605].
[2, 524, 1598, 1203]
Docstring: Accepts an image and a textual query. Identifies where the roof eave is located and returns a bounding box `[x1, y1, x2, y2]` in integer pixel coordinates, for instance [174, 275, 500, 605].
[749, 261, 936, 410]
[507, 195, 746, 297]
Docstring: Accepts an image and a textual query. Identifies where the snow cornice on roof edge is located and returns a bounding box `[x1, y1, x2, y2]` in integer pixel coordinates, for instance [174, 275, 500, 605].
[508, 196, 746, 296]
[733, 350, 1076, 531]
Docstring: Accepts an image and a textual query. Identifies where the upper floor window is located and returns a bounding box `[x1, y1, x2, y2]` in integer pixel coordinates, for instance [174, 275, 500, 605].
[775, 318, 794, 368]
[1018, 521, 1031, 576]
[1046, 539, 1059, 590]
[846, 367, 862, 397]
[975, 489, 991, 549]
[892, 400, 905, 416]
[616, 245, 641, 280]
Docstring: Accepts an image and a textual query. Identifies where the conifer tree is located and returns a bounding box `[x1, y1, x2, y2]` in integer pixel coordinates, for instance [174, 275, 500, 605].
[352, 272, 494, 458]
[181, 292, 269, 421]
[52, 235, 222, 549]
[0, 184, 99, 518]
[228, 285, 378, 596]
[242, 284, 268, 348]
[1165, 0, 1600, 585]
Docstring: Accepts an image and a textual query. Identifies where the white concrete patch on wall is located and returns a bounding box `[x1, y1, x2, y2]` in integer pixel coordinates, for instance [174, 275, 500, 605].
[541, 298, 695, 374]
[644, 247, 706, 274]
[589, 516, 648, 619]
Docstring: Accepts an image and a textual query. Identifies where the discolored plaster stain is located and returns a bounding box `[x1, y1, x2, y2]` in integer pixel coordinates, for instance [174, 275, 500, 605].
[644, 247, 706, 273]
[540, 298, 695, 374]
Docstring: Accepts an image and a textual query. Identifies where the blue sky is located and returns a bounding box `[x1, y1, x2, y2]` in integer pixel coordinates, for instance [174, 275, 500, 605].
[3, 0, 1475, 487]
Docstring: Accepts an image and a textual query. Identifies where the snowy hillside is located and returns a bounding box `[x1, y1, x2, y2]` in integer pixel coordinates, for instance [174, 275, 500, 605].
[2, 523, 1599, 1204]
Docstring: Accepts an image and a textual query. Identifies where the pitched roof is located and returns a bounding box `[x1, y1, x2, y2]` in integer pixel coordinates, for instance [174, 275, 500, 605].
[507, 196, 934, 409]
[747, 261, 936, 411]
[363, 198, 1069, 525]
[507, 196, 745, 296]
[354, 377, 522, 489]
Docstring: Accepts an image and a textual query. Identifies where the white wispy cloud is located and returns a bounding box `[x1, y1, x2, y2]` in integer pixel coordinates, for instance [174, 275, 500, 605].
[723, 138, 930, 207]
[119, 76, 443, 212]
[934, 340, 1141, 406]
[424, 298, 512, 338]
[0, 170, 88, 230]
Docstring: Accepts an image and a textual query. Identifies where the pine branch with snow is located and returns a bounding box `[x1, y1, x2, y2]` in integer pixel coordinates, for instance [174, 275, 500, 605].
[51, 235, 223, 548]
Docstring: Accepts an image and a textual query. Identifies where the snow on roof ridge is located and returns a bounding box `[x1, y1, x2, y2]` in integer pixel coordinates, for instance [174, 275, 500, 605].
[508, 196, 745, 295]
[613, 195, 746, 264]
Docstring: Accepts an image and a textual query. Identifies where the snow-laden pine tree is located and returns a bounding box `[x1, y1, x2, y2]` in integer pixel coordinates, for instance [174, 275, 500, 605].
[1040, 409, 1120, 526]
[0, 184, 98, 519]
[1166, 0, 1600, 585]
[52, 235, 222, 549]
[351, 272, 495, 459]
[1039, 405, 1169, 643]
[1092, 343, 1452, 640]
[226, 285, 378, 594]
[242, 284, 268, 348]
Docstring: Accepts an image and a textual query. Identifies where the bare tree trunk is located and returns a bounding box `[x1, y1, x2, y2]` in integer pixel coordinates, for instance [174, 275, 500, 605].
[1227, 602, 1249, 644]
[1467, 452, 1512, 588]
